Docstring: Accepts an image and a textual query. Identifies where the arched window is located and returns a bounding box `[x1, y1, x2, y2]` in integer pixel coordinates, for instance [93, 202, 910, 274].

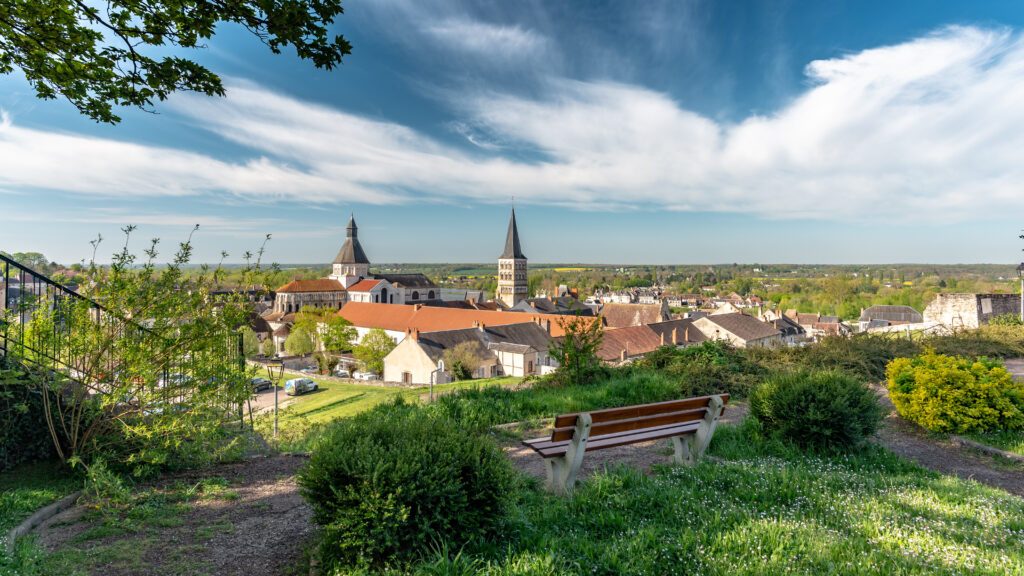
[428, 290, 435, 299]
[381, 288, 388, 303]
[412, 291, 419, 300]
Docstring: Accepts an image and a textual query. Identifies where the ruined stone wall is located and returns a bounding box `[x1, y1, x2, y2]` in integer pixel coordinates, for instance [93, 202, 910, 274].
[923, 293, 1021, 329]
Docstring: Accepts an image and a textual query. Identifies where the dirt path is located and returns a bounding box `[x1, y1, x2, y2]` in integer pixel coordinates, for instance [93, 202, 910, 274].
[872, 385, 1024, 497]
[502, 400, 749, 484]
[36, 455, 313, 576]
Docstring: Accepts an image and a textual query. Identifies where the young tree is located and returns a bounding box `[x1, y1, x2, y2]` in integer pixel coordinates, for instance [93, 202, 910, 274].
[5, 226, 272, 473]
[443, 341, 485, 381]
[550, 315, 605, 386]
[261, 336, 277, 358]
[285, 325, 315, 357]
[354, 329, 395, 375]
[239, 327, 261, 358]
[0, 0, 352, 123]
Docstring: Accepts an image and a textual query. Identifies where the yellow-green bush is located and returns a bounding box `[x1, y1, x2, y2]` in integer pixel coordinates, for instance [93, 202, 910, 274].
[886, 351, 1024, 433]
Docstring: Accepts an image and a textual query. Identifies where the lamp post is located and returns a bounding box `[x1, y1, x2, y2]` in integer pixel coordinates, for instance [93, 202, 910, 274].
[266, 361, 284, 438]
[1017, 263, 1024, 324]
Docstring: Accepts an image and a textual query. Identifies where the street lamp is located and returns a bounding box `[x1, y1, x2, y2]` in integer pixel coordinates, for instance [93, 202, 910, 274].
[266, 361, 285, 438]
[1017, 263, 1024, 323]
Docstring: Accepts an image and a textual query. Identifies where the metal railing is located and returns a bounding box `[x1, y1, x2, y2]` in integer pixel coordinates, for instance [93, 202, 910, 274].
[1, 254, 242, 396]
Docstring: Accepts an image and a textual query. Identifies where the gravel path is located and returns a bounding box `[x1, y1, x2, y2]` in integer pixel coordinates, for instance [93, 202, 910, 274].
[872, 384, 1024, 497]
[36, 455, 313, 576]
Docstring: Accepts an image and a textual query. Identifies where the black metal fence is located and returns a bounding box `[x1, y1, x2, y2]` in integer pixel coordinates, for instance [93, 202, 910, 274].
[0, 254, 243, 397]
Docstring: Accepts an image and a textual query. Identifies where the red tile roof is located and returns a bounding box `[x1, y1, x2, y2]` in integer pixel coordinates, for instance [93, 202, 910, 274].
[275, 279, 346, 293]
[337, 302, 593, 338]
[347, 279, 383, 292]
[598, 325, 663, 362]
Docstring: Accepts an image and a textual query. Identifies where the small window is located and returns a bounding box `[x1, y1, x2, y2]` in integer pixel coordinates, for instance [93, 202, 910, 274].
[428, 290, 435, 299]
[412, 291, 419, 300]
[402, 372, 412, 384]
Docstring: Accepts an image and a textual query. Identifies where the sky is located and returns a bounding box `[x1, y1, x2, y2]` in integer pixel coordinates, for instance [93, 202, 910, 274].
[2, 0, 1024, 265]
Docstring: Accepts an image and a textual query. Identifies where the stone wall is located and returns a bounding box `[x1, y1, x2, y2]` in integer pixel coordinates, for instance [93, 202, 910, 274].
[923, 293, 1021, 329]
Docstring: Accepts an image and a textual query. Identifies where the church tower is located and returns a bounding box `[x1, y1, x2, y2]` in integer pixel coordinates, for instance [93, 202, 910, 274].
[497, 209, 528, 307]
[330, 214, 371, 288]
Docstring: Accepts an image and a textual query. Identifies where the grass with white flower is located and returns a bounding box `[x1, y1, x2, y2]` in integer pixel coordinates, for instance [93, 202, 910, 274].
[398, 422, 1024, 575]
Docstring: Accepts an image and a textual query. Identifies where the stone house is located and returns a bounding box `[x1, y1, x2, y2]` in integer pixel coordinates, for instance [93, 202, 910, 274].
[382, 321, 553, 384]
[924, 293, 1022, 329]
[600, 301, 671, 329]
[346, 278, 397, 304]
[693, 313, 782, 348]
[858, 305, 923, 331]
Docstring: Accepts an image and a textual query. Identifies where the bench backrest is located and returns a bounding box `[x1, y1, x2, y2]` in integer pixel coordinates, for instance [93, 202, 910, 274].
[549, 394, 729, 442]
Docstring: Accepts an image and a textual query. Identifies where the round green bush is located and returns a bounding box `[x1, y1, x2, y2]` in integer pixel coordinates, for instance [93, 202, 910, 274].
[750, 370, 882, 451]
[298, 399, 517, 571]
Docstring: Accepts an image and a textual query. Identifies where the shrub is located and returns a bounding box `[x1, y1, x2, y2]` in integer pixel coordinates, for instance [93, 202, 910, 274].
[886, 351, 1024, 433]
[298, 400, 517, 571]
[758, 335, 921, 382]
[750, 370, 882, 451]
[924, 326, 1024, 359]
[0, 360, 59, 471]
[636, 341, 766, 399]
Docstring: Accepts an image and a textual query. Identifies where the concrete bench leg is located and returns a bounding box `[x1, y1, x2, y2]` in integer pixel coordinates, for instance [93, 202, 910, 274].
[671, 395, 724, 466]
[545, 413, 592, 495]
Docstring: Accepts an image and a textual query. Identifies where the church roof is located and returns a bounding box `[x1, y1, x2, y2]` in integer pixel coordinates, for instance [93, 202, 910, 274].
[275, 279, 346, 293]
[334, 214, 370, 265]
[376, 273, 436, 289]
[500, 209, 526, 259]
[348, 279, 383, 292]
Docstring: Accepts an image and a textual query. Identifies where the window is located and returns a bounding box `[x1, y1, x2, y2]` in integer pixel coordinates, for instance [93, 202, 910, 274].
[527, 360, 534, 374]
[402, 372, 412, 384]
[412, 291, 419, 300]
[428, 290, 435, 299]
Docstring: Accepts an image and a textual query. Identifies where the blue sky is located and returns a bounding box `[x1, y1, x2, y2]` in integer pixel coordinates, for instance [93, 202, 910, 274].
[2, 0, 1024, 265]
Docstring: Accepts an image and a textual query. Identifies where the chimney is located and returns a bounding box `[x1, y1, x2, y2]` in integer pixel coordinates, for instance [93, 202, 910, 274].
[660, 332, 665, 346]
[684, 326, 690, 342]
[620, 348, 627, 362]
[472, 321, 480, 328]
[411, 328, 419, 341]
[671, 327, 678, 345]
[414, 303, 423, 311]
[478, 322, 486, 332]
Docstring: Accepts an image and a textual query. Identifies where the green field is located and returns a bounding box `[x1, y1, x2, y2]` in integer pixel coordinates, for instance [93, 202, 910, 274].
[276, 370, 519, 423]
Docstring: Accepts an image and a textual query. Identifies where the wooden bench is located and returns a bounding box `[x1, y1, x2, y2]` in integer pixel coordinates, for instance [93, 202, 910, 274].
[522, 394, 729, 494]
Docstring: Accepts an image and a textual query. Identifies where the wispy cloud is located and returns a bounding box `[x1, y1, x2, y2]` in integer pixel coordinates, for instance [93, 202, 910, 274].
[3, 26, 1024, 222]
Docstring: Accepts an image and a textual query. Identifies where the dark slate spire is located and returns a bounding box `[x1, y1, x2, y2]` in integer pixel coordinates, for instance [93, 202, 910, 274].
[500, 209, 526, 259]
[333, 213, 370, 264]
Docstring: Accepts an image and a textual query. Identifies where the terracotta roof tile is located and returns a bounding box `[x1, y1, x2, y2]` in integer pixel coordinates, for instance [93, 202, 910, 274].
[275, 279, 346, 293]
[338, 302, 591, 337]
[347, 279, 383, 292]
[598, 325, 663, 361]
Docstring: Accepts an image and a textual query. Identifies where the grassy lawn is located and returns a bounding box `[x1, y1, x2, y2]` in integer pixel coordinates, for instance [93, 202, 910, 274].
[963, 430, 1024, 457]
[258, 373, 521, 450]
[0, 461, 81, 536]
[404, 423, 1024, 575]
[276, 373, 520, 424]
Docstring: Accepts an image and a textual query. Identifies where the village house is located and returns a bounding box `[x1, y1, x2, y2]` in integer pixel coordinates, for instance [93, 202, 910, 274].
[600, 301, 671, 329]
[858, 305, 923, 331]
[693, 313, 783, 348]
[382, 321, 554, 384]
[337, 301, 575, 345]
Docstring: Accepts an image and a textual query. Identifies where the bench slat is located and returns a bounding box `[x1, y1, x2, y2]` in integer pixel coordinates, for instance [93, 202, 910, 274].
[549, 407, 709, 442]
[525, 419, 705, 455]
[535, 421, 701, 458]
[553, 394, 729, 428]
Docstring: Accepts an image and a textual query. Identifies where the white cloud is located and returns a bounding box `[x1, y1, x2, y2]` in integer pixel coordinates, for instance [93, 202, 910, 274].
[425, 18, 549, 63]
[4, 26, 1024, 222]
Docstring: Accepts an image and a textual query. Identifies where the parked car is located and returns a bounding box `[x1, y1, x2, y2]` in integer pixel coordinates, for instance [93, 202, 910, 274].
[352, 371, 379, 381]
[284, 378, 318, 396]
[251, 377, 272, 393]
[333, 366, 351, 378]
[299, 366, 318, 375]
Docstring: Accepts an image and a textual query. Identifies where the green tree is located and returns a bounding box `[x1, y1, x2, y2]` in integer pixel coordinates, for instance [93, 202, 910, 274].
[443, 341, 485, 381]
[354, 329, 395, 375]
[4, 226, 270, 473]
[284, 325, 315, 357]
[261, 336, 276, 357]
[239, 327, 260, 358]
[294, 306, 355, 353]
[550, 315, 605, 386]
[0, 0, 352, 123]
